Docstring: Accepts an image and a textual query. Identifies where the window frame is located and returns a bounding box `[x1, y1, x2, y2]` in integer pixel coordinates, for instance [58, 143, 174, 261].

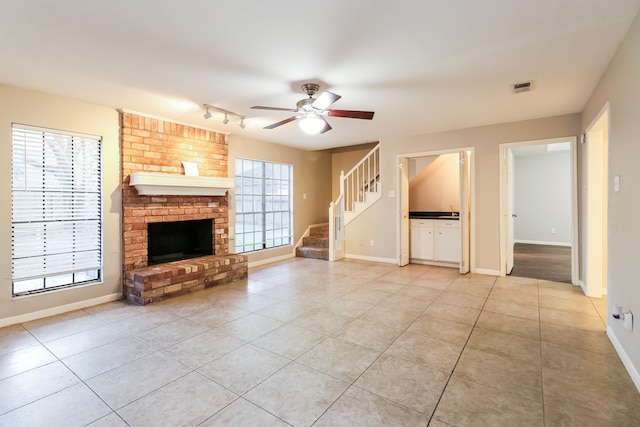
[234, 157, 293, 254]
[10, 123, 103, 296]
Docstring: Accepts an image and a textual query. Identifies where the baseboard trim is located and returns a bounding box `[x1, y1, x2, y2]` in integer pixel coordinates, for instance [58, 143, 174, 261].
[248, 253, 295, 268]
[473, 268, 501, 276]
[345, 254, 397, 264]
[0, 292, 123, 328]
[577, 280, 587, 294]
[514, 239, 571, 247]
[607, 326, 640, 393]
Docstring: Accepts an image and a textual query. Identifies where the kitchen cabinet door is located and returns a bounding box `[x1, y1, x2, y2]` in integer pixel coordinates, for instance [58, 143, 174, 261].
[410, 220, 434, 260]
[435, 224, 460, 263]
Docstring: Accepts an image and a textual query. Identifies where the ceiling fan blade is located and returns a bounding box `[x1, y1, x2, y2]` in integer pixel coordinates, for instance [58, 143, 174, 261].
[312, 91, 341, 110]
[327, 109, 375, 120]
[251, 106, 297, 112]
[264, 116, 298, 129]
[319, 116, 332, 134]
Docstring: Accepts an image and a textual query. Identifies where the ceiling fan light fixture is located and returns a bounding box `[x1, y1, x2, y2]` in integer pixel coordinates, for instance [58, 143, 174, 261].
[298, 113, 324, 134]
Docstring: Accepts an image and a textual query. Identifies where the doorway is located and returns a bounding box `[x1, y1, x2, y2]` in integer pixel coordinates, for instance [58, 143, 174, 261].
[499, 137, 579, 284]
[397, 148, 473, 273]
[583, 104, 609, 297]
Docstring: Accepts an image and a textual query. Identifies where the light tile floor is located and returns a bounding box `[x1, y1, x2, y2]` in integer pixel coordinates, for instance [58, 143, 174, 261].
[0, 258, 638, 426]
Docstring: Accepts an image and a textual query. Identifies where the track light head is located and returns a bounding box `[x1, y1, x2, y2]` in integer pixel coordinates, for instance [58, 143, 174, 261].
[239, 118, 246, 129]
[222, 114, 229, 125]
[203, 108, 212, 119]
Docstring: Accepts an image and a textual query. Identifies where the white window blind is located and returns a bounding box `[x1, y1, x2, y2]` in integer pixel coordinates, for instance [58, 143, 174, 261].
[11, 124, 102, 295]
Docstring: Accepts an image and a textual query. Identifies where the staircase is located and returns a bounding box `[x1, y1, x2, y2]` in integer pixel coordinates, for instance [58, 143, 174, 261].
[298, 143, 381, 262]
[296, 223, 329, 260]
[329, 143, 381, 261]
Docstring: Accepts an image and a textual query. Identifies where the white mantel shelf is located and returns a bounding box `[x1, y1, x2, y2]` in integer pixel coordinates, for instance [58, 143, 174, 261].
[130, 172, 234, 196]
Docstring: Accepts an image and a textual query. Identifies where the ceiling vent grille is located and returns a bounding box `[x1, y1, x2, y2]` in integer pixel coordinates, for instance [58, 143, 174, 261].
[512, 81, 533, 94]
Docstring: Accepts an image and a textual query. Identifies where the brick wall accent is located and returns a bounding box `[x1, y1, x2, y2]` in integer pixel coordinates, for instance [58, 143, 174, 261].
[121, 112, 246, 304]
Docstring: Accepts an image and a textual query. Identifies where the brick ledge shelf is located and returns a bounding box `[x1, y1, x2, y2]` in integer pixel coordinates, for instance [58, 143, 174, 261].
[124, 254, 248, 305]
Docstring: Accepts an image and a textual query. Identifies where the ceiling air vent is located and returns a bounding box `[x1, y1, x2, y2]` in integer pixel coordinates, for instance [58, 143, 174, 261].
[512, 81, 533, 94]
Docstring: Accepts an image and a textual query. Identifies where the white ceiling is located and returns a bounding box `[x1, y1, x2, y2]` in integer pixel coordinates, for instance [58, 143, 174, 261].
[1, 1, 639, 150]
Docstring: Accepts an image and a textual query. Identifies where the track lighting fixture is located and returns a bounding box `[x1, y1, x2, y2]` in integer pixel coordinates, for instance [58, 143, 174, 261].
[202, 104, 245, 129]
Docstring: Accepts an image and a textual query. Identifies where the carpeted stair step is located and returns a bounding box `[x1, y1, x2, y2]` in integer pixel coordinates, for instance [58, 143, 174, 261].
[302, 236, 329, 248]
[309, 224, 329, 238]
[295, 246, 329, 260]
[296, 223, 330, 260]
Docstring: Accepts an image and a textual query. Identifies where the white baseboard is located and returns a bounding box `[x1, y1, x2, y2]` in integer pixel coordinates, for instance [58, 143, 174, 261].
[607, 326, 640, 393]
[248, 253, 295, 268]
[577, 280, 587, 294]
[0, 292, 123, 328]
[514, 239, 571, 247]
[345, 254, 397, 264]
[473, 268, 501, 276]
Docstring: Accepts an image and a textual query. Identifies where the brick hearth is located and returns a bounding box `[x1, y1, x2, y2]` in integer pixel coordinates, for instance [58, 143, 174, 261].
[120, 112, 247, 304]
[124, 254, 247, 305]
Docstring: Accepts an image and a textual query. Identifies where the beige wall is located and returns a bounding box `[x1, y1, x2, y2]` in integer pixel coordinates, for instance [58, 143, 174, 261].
[581, 12, 640, 383]
[0, 85, 121, 326]
[409, 154, 460, 212]
[228, 135, 332, 265]
[346, 114, 581, 270]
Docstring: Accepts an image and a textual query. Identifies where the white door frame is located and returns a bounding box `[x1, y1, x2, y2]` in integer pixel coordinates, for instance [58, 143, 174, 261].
[498, 136, 579, 284]
[583, 103, 610, 297]
[396, 147, 475, 270]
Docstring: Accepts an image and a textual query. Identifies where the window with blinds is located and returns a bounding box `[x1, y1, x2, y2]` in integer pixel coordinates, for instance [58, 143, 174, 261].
[235, 158, 293, 254]
[11, 124, 102, 296]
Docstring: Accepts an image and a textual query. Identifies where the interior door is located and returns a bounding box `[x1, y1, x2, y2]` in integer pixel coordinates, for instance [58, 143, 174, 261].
[459, 151, 470, 274]
[399, 157, 410, 266]
[506, 149, 515, 274]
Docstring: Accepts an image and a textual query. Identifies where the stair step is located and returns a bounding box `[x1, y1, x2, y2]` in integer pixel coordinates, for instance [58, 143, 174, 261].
[309, 224, 329, 238]
[296, 246, 329, 260]
[302, 236, 329, 248]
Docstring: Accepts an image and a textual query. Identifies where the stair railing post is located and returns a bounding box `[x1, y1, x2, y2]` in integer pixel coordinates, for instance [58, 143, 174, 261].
[329, 202, 335, 261]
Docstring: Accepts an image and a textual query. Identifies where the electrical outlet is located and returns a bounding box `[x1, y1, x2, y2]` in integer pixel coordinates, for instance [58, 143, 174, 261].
[370, 240, 375, 246]
[551, 228, 556, 234]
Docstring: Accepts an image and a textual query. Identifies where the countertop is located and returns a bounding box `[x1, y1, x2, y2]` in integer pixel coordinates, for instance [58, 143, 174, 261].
[409, 211, 460, 220]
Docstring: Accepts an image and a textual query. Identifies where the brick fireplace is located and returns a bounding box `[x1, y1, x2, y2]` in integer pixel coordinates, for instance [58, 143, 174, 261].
[121, 112, 247, 305]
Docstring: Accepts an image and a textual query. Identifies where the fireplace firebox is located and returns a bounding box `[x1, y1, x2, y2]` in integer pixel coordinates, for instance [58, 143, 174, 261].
[147, 219, 213, 265]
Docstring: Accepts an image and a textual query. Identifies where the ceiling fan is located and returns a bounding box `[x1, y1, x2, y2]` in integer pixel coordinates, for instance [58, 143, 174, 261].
[251, 83, 375, 134]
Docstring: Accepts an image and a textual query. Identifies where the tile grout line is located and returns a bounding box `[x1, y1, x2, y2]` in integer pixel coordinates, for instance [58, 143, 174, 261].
[537, 278, 547, 427]
[426, 275, 499, 424]
[304, 268, 457, 424]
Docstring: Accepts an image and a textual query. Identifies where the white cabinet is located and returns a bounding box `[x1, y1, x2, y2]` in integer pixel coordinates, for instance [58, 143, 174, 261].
[410, 219, 434, 260]
[435, 221, 460, 263]
[411, 218, 460, 264]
